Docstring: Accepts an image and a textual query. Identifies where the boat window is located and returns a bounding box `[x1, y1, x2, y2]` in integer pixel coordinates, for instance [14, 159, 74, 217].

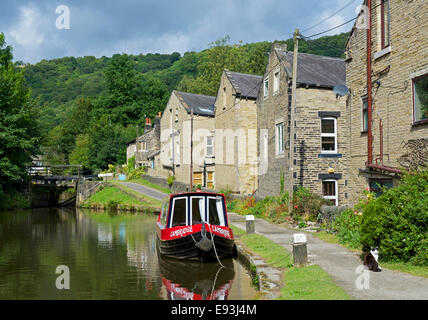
[171, 197, 187, 227]
[160, 201, 168, 225]
[191, 197, 205, 224]
[208, 196, 226, 226]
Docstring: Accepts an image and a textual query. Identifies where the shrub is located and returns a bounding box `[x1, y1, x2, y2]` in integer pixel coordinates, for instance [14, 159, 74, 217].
[292, 187, 329, 220]
[360, 170, 428, 265]
[332, 209, 363, 248]
[167, 174, 175, 187]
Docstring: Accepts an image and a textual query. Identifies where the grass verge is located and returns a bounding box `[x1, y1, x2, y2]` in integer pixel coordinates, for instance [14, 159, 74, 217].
[231, 226, 352, 300]
[81, 185, 159, 211]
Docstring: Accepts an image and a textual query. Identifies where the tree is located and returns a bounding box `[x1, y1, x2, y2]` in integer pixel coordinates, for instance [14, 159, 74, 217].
[0, 33, 40, 200]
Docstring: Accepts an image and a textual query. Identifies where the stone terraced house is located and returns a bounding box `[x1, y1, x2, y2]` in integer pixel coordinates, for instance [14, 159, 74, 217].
[345, 0, 428, 204]
[126, 114, 161, 168]
[256, 43, 350, 206]
[214, 69, 262, 195]
[159, 90, 217, 188]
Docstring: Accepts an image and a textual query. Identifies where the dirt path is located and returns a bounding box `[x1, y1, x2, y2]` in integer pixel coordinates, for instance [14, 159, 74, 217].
[228, 212, 428, 300]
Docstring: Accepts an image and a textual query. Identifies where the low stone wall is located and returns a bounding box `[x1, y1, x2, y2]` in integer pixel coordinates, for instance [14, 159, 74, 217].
[76, 180, 104, 205]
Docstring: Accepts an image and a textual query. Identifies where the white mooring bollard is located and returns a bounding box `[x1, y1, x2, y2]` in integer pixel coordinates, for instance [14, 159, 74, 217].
[246, 215, 255, 234]
[292, 233, 308, 266]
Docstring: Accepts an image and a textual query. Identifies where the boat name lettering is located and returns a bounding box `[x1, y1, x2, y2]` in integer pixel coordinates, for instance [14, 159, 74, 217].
[211, 226, 230, 238]
[170, 226, 193, 238]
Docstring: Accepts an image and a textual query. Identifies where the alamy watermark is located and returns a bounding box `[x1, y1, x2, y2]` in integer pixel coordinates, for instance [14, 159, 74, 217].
[56, 5, 70, 30]
[55, 265, 70, 290]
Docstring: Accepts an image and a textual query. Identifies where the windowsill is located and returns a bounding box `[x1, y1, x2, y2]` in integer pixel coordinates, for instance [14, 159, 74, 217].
[374, 45, 391, 60]
[273, 90, 279, 96]
[318, 153, 342, 158]
[360, 130, 368, 134]
[275, 153, 285, 159]
[412, 119, 428, 127]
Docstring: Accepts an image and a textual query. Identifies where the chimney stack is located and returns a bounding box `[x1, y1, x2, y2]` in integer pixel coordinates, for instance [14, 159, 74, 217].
[144, 117, 151, 132]
[273, 42, 287, 52]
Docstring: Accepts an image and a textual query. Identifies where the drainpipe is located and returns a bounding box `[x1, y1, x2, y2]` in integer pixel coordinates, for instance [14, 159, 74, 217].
[367, 0, 373, 166]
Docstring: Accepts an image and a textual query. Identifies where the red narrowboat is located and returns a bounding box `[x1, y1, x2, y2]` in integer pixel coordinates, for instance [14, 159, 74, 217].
[156, 192, 236, 261]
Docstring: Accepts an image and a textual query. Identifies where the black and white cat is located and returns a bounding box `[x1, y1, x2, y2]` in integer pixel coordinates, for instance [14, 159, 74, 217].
[364, 247, 382, 272]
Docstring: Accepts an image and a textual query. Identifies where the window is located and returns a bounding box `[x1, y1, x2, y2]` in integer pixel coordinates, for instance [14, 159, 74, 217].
[361, 97, 369, 132]
[208, 196, 226, 226]
[223, 87, 227, 109]
[175, 108, 179, 122]
[264, 78, 269, 98]
[141, 141, 147, 152]
[369, 179, 393, 197]
[206, 172, 214, 189]
[193, 171, 203, 187]
[273, 70, 280, 93]
[380, 0, 390, 49]
[276, 122, 284, 155]
[206, 136, 214, 157]
[191, 196, 205, 224]
[322, 180, 338, 206]
[170, 197, 187, 227]
[160, 201, 168, 225]
[413, 74, 428, 123]
[321, 117, 337, 153]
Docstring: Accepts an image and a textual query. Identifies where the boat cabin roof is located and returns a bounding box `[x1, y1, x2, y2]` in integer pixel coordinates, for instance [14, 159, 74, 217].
[159, 192, 228, 228]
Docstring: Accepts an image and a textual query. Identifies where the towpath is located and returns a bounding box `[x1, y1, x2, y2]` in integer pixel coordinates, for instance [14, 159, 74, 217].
[228, 212, 428, 300]
[118, 181, 169, 202]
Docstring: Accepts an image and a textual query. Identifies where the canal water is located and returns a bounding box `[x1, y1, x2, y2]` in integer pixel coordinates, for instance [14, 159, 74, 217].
[0, 208, 256, 300]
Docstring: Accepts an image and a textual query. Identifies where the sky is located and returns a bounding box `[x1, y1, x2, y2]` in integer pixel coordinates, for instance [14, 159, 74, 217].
[0, 0, 362, 64]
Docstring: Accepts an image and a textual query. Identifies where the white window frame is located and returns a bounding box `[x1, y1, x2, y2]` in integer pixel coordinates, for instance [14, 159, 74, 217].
[169, 197, 188, 227]
[273, 69, 280, 93]
[207, 196, 226, 226]
[263, 77, 269, 99]
[320, 117, 337, 154]
[190, 196, 206, 224]
[275, 122, 284, 155]
[206, 135, 214, 158]
[322, 180, 338, 206]
[141, 141, 147, 152]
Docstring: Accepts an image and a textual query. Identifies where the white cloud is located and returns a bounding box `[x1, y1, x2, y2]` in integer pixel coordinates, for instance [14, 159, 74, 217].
[8, 4, 45, 48]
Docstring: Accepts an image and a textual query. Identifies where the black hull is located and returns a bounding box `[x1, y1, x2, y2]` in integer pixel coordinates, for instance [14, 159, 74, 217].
[156, 231, 236, 262]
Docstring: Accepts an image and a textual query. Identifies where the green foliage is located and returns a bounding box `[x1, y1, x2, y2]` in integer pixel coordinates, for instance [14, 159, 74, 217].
[0, 33, 41, 196]
[360, 170, 428, 265]
[332, 209, 363, 248]
[167, 174, 175, 187]
[292, 187, 329, 220]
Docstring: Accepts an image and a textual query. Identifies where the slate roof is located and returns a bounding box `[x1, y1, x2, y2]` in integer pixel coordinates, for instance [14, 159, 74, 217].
[174, 91, 216, 117]
[276, 49, 346, 88]
[224, 70, 263, 99]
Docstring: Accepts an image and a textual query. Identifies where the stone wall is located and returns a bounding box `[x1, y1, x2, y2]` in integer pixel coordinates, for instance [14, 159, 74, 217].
[345, 0, 428, 205]
[214, 70, 259, 195]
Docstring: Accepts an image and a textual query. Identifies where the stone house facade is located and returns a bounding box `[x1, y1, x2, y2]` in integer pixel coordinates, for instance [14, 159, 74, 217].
[345, 0, 428, 204]
[126, 114, 161, 168]
[257, 43, 350, 206]
[214, 69, 262, 195]
[159, 90, 216, 188]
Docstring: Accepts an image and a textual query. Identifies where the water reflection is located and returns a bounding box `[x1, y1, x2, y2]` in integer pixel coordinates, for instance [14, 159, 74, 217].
[0, 208, 256, 300]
